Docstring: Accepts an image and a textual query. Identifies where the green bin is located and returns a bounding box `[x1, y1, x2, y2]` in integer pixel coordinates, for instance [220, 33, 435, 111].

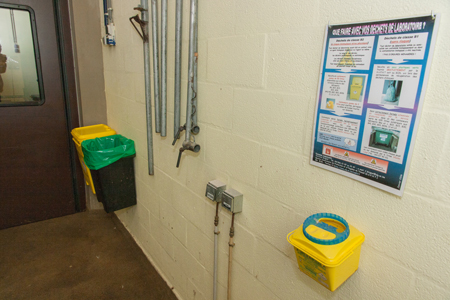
[374, 129, 393, 146]
[82, 135, 137, 213]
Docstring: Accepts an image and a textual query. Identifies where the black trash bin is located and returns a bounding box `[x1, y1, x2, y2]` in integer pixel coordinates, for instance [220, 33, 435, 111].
[82, 135, 137, 213]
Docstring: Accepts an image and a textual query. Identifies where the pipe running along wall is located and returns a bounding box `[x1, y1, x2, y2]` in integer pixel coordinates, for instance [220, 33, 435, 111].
[185, 0, 198, 140]
[140, 0, 154, 175]
[191, 2, 198, 130]
[176, 0, 200, 168]
[160, 0, 167, 137]
[227, 213, 235, 300]
[151, 0, 161, 133]
[173, 0, 182, 139]
[214, 203, 220, 300]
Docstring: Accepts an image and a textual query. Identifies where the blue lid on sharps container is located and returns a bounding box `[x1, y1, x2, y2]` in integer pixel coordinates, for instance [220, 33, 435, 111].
[302, 213, 350, 245]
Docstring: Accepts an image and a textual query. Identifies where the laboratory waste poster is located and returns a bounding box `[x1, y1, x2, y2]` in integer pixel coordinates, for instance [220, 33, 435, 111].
[310, 14, 440, 196]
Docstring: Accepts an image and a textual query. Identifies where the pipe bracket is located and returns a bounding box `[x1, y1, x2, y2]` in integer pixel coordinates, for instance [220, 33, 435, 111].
[129, 14, 148, 42]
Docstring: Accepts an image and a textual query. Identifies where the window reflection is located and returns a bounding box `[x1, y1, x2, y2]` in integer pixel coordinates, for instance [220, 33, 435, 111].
[0, 6, 42, 106]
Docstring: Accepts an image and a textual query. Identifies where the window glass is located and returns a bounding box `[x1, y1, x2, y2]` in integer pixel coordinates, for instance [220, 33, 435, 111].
[0, 5, 43, 106]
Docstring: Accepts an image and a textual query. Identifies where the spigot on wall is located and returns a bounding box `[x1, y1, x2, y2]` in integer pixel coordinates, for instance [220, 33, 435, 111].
[176, 140, 200, 168]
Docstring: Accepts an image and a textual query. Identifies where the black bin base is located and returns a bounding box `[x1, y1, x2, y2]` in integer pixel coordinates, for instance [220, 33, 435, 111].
[90, 155, 137, 213]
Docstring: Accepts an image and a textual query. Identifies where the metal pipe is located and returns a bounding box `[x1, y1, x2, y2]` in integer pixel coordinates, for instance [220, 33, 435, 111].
[185, 0, 198, 141]
[227, 213, 235, 300]
[182, 140, 200, 152]
[160, 0, 167, 137]
[174, 0, 182, 139]
[191, 1, 198, 132]
[141, 0, 154, 175]
[151, 0, 161, 133]
[10, 10, 20, 53]
[213, 203, 220, 300]
[176, 0, 199, 168]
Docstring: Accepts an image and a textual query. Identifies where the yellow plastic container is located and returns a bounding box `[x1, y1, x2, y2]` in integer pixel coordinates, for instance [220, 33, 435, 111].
[71, 124, 116, 194]
[350, 76, 363, 100]
[287, 213, 364, 291]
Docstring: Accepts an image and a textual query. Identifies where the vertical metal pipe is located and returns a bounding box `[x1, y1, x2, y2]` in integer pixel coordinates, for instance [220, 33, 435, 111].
[176, 0, 200, 168]
[160, 0, 167, 137]
[227, 213, 235, 300]
[142, 0, 154, 175]
[213, 203, 220, 300]
[174, 0, 182, 139]
[214, 224, 219, 299]
[185, 0, 197, 142]
[151, 0, 161, 133]
[192, 1, 198, 129]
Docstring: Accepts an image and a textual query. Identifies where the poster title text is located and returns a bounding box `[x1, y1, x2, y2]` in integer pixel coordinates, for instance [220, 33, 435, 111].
[332, 22, 424, 36]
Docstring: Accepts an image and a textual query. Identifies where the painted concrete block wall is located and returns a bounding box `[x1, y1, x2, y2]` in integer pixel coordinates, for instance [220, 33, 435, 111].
[96, 0, 450, 299]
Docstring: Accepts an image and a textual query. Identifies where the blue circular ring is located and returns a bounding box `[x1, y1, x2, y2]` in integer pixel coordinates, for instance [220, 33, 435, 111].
[302, 213, 350, 245]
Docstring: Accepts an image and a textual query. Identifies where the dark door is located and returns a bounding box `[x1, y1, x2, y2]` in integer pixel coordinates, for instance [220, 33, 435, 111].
[0, 0, 83, 229]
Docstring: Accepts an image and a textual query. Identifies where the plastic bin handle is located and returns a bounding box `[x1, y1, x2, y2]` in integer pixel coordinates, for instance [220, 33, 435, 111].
[303, 213, 350, 245]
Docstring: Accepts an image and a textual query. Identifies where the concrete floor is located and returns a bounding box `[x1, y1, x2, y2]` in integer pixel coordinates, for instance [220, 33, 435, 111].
[0, 211, 178, 300]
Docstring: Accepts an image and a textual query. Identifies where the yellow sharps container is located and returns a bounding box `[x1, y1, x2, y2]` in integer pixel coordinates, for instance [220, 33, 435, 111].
[71, 124, 116, 194]
[349, 77, 363, 100]
[287, 213, 364, 291]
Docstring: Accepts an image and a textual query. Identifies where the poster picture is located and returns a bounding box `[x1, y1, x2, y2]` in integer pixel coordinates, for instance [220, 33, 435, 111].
[310, 15, 440, 196]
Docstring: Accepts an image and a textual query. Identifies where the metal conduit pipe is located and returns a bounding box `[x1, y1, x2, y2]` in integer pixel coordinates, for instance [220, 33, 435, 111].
[130, 3, 153, 174]
[141, 0, 154, 175]
[173, 0, 182, 139]
[175, 0, 200, 168]
[213, 203, 220, 300]
[160, 0, 167, 137]
[185, 0, 199, 138]
[151, 0, 161, 133]
[191, 2, 198, 132]
[227, 213, 236, 300]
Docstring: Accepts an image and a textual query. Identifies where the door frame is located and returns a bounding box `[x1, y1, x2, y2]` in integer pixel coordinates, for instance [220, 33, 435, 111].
[53, 0, 86, 211]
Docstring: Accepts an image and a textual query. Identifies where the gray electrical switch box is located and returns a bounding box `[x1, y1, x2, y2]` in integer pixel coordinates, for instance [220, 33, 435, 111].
[221, 189, 243, 213]
[205, 180, 226, 202]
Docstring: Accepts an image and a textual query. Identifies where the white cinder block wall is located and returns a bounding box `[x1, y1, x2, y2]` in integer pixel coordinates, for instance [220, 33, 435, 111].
[99, 0, 450, 299]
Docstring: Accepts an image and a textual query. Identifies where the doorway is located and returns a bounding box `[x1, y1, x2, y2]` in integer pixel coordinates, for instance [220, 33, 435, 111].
[0, 0, 85, 229]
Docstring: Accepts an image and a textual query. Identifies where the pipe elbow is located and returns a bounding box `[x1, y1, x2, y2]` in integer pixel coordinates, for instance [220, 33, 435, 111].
[182, 140, 200, 153]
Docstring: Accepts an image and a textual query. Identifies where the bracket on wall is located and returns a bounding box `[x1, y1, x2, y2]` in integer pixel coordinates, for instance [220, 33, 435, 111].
[129, 12, 148, 42]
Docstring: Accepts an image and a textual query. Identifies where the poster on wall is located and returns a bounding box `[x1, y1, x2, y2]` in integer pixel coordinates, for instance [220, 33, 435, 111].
[310, 14, 440, 196]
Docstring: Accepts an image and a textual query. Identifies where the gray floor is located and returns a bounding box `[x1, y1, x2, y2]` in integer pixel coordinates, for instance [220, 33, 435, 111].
[0, 211, 178, 300]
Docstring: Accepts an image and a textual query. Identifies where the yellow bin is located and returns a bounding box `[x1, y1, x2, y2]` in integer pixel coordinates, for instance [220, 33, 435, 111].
[349, 76, 363, 100]
[287, 213, 364, 291]
[71, 124, 116, 194]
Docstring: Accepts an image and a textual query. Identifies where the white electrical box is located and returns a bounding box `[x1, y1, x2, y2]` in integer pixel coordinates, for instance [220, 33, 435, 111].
[221, 189, 243, 213]
[205, 180, 226, 202]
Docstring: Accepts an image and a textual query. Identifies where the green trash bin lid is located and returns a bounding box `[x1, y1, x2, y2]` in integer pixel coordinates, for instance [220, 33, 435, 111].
[81, 134, 136, 170]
